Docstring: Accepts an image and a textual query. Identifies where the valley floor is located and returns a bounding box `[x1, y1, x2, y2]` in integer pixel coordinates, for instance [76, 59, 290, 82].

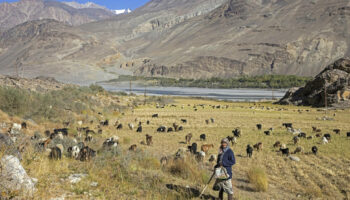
[1, 96, 350, 200]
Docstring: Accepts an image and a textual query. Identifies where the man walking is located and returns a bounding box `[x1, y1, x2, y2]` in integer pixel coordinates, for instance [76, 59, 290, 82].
[214, 138, 236, 200]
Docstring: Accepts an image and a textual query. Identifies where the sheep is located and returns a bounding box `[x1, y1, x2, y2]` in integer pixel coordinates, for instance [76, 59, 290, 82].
[146, 134, 153, 146]
[116, 124, 123, 130]
[273, 141, 281, 148]
[322, 137, 328, 144]
[196, 151, 206, 162]
[128, 123, 134, 130]
[253, 142, 263, 152]
[185, 133, 192, 144]
[246, 145, 253, 158]
[280, 147, 289, 156]
[209, 154, 217, 163]
[293, 147, 303, 154]
[226, 136, 236, 146]
[201, 144, 214, 154]
[256, 124, 262, 130]
[293, 136, 300, 145]
[232, 128, 241, 137]
[68, 146, 80, 159]
[188, 143, 197, 154]
[49, 146, 62, 160]
[312, 146, 318, 155]
[129, 144, 137, 152]
[200, 134, 206, 141]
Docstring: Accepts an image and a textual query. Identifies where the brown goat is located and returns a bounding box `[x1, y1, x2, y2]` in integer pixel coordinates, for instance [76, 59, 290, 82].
[146, 134, 153, 146]
[273, 141, 281, 148]
[201, 144, 214, 154]
[253, 142, 263, 152]
[129, 144, 137, 152]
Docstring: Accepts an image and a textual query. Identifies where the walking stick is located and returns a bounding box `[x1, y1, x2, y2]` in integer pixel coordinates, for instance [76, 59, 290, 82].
[199, 171, 216, 198]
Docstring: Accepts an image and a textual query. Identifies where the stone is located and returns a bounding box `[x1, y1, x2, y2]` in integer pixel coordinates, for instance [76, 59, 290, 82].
[68, 174, 87, 184]
[289, 155, 300, 162]
[0, 155, 36, 196]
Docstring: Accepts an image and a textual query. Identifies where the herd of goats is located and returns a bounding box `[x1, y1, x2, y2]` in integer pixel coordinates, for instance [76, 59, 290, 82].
[5, 103, 350, 167]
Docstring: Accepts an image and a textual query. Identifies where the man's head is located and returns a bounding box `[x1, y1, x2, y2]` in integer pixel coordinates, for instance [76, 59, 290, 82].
[221, 138, 229, 148]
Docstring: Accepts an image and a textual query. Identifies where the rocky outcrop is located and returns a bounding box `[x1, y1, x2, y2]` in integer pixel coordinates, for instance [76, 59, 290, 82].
[278, 58, 350, 108]
[0, 155, 37, 196]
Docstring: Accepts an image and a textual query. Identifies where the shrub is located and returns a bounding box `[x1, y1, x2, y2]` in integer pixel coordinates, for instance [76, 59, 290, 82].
[247, 167, 268, 192]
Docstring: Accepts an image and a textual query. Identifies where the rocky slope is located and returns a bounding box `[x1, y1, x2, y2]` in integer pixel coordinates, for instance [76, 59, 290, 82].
[129, 0, 350, 79]
[0, 0, 115, 32]
[278, 58, 350, 107]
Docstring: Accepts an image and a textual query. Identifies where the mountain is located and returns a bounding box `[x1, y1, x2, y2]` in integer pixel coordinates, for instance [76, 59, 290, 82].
[0, 0, 115, 31]
[62, 1, 108, 10]
[278, 58, 350, 108]
[125, 0, 350, 79]
[113, 9, 131, 15]
[0, 19, 121, 84]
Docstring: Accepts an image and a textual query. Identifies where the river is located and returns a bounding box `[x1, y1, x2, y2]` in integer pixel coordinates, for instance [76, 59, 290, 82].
[99, 82, 287, 102]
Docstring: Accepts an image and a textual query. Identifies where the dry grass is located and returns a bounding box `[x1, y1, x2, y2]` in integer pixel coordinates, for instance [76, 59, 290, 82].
[1, 95, 350, 199]
[247, 167, 268, 192]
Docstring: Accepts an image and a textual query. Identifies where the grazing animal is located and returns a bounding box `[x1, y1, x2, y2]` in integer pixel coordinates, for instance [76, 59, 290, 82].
[54, 128, 68, 136]
[307, 136, 313, 140]
[322, 137, 329, 144]
[188, 143, 197, 154]
[196, 151, 206, 162]
[129, 144, 137, 152]
[293, 147, 303, 154]
[280, 147, 289, 156]
[256, 124, 262, 130]
[49, 147, 62, 160]
[128, 123, 134, 130]
[200, 134, 206, 141]
[264, 130, 271, 136]
[68, 146, 80, 159]
[146, 120, 150, 125]
[85, 134, 93, 142]
[100, 120, 109, 126]
[157, 126, 166, 133]
[78, 146, 96, 161]
[160, 156, 168, 166]
[136, 126, 143, 133]
[98, 129, 103, 134]
[201, 144, 214, 154]
[167, 127, 174, 132]
[333, 129, 340, 134]
[178, 126, 183, 131]
[298, 132, 307, 138]
[116, 124, 123, 130]
[293, 136, 300, 145]
[209, 154, 217, 163]
[173, 123, 179, 132]
[103, 137, 119, 148]
[152, 114, 159, 118]
[226, 136, 236, 145]
[205, 120, 209, 125]
[232, 128, 241, 137]
[63, 121, 70, 127]
[146, 134, 153, 146]
[181, 119, 187, 123]
[210, 118, 215, 123]
[347, 132, 350, 137]
[21, 122, 27, 129]
[185, 133, 192, 144]
[283, 123, 293, 129]
[312, 126, 321, 133]
[315, 134, 321, 138]
[253, 142, 263, 151]
[324, 133, 331, 141]
[77, 121, 83, 126]
[312, 146, 318, 155]
[246, 145, 253, 158]
[273, 141, 281, 148]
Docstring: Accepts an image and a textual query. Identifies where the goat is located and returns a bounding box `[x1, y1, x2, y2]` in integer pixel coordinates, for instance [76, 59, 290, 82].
[136, 126, 143, 133]
[333, 129, 340, 134]
[167, 127, 174, 133]
[226, 136, 236, 146]
[181, 119, 187, 123]
[146, 134, 153, 146]
[280, 147, 289, 156]
[273, 141, 281, 148]
[49, 146, 62, 160]
[232, 128, 241, 137]
[196, 151, 206, 162]
[129, 144, 137, 152]
[128, 123, 134, 130]
[256, 124, 262, 130]
[293, 147, 303, 154]
[200, 134, 206, 141]
[68, 146, 80, 159]
[253, 142, 263, 152]
[152, 114, 159, 118]
[21, 122, 27, 129]
[185, 133, 192, 144]
[264, 130, 271, 136]
[201, 144, 214, 154]
[293, 136, 300, 145]
[312, 146, 318, 155]
[323, 133, 331, 141]
[188, 143, 197, 154]
[322, 137, 328, 144]
[116, 124, 123, 130]
[78, 146, 96, 161]
[209, 154, 217, 163]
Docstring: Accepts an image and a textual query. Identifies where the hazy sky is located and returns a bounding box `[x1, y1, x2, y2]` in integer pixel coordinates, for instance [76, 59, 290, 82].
[0, 0, 150, 10]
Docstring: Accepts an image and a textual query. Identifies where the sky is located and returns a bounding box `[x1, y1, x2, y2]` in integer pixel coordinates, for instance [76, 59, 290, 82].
[0, 0, 150, 10]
